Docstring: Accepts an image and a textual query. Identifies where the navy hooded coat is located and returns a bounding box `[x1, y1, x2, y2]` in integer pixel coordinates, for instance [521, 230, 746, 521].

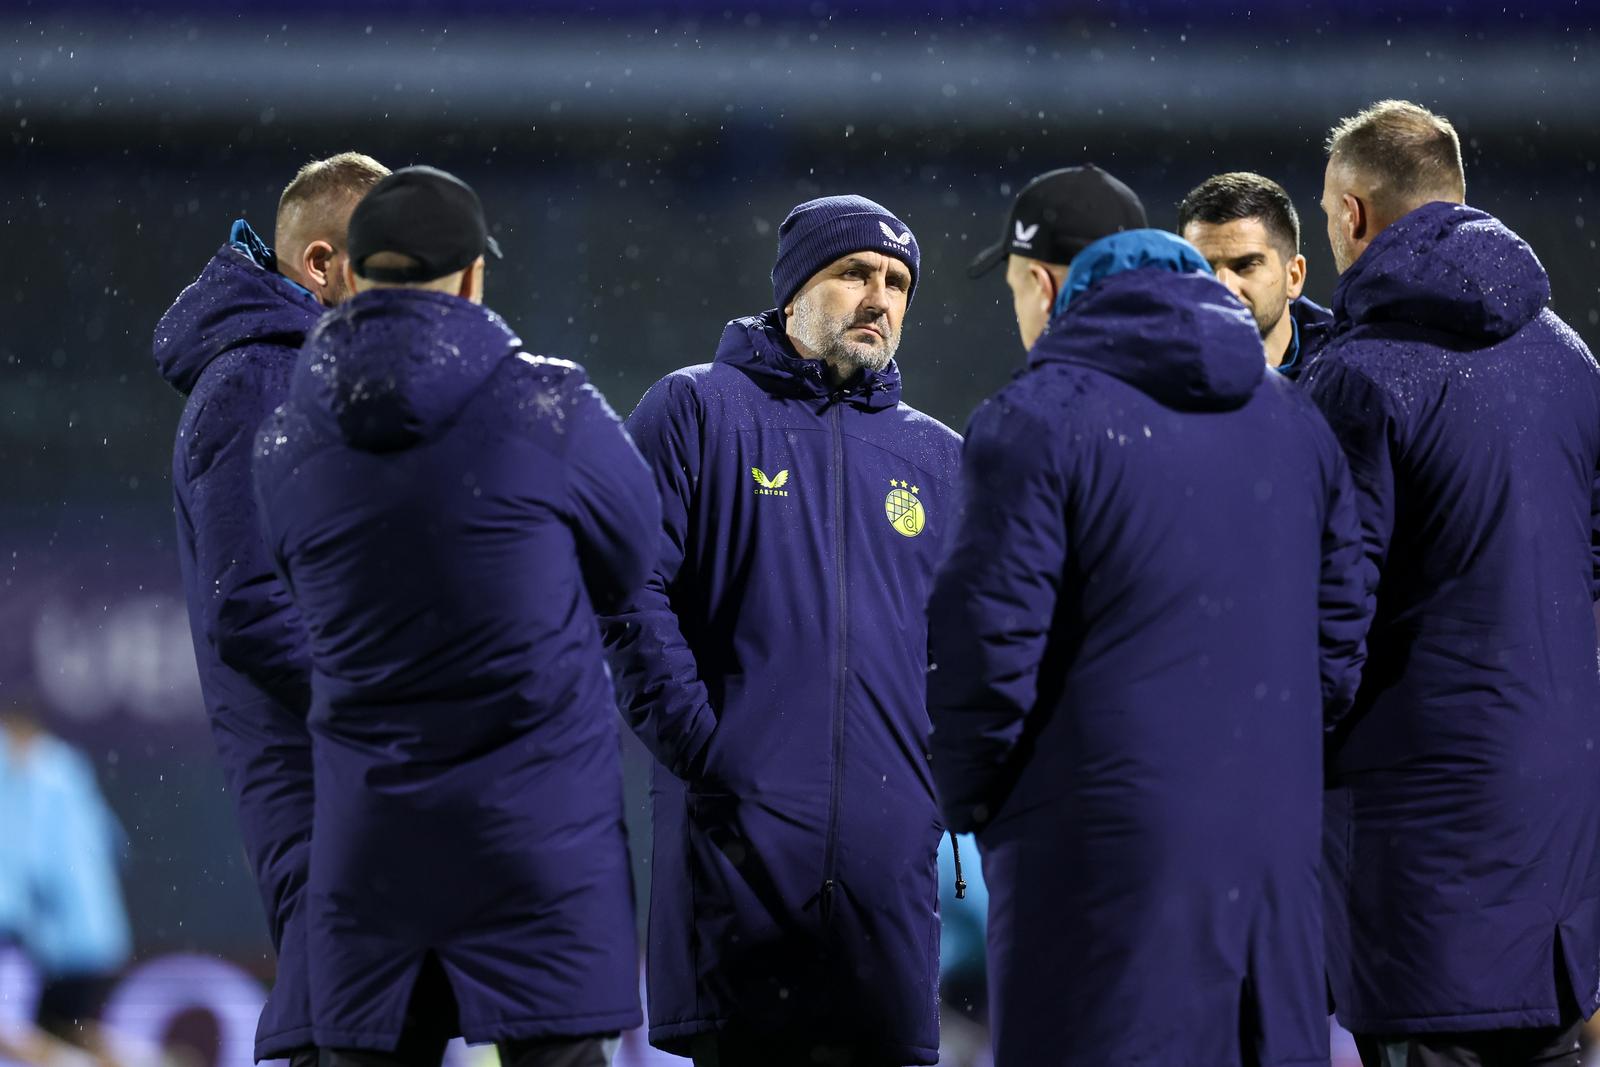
[1304, 202, 1600, 1035]
[600, 311, 961, 1063]
[154, 221, 318, 1060]
[1280, 295, 1335, 381]
[928, 231, 1372, 1067]
[252, 289, 654, 1050]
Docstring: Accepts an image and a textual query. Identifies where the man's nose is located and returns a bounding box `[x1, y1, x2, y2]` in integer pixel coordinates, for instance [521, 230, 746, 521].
[1215, 269, 1245, 299]
[861, 273, 889, 311]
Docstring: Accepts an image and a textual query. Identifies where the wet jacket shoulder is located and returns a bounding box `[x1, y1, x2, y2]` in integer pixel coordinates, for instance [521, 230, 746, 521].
[156, 223, 320, 713]
[930, 231, 1369, 831]
[256, 289, 657, 616]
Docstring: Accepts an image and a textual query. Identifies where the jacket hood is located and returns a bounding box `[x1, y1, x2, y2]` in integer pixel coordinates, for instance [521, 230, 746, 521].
[290, 288, 520, 452]
[154, 219, 323, 396]
[713, 308, 902, 411]
[1332, 201, 1549, 342]
[1030, 229, 1264, 411]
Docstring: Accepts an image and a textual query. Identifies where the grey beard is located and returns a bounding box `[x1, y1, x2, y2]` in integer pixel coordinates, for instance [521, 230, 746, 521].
[790, 298, 899, 380]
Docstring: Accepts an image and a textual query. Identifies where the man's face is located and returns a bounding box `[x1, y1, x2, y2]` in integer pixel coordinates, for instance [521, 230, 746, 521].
[285, 194, 365, 308]
[1182, 216, 1300, 340]
[1322, 161, 1359, 274]
[321, 244, 354, 306]
[785, 251, 910, 380]
[318, 198, 365, 306]
[1004, 253, 1054, 351]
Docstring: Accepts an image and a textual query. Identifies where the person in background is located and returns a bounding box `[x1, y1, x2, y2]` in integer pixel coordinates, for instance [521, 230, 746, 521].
[0, 704, 132, 1067]
[153, 152, 390, 1067]
[1307, 98, 1600, 1067]
[1178, 171, 1333, 379]
[930, 164, 1372, 1067]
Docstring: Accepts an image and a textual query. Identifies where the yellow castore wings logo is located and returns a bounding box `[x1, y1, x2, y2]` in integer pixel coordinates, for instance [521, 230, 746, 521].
[751, 467, 791, 496]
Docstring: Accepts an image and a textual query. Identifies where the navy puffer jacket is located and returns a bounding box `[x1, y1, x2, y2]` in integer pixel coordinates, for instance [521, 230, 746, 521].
[1306, 202, 1600, 1035]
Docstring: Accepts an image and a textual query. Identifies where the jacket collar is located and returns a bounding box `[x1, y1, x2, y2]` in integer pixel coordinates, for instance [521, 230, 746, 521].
[714, 308, 902, 411]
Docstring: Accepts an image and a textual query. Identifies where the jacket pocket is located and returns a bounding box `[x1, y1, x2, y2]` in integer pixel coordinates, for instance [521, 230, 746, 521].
[684, 790, 831, 1030]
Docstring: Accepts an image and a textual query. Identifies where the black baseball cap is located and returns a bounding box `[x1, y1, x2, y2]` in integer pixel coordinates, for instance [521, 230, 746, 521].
[967, 164, 1148, 277]
[348, 165, 503, 283]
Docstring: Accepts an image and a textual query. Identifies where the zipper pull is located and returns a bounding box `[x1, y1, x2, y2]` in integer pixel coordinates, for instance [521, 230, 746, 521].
[821, 878, 835, 920]
[951, 832, 967, 901]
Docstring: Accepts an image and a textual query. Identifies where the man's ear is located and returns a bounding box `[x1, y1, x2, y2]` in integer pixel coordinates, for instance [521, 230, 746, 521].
[302, 239, 337, 291]
[460, 257, 486, 304]
[1030, 262, 1058, 310]
[1342, 193, 1368, 243]
[1286, 253, 1307, 301]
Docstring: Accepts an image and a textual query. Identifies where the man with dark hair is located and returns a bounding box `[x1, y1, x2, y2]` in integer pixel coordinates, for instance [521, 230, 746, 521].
[931, 164, 1372, 1067]
[253, 167, 654, 1067]
[1178, 171, 1332, 378]
[154, 150, 388, 1066]
[602, 195, 960, 1067]
[1308, 99, 1600, 1067]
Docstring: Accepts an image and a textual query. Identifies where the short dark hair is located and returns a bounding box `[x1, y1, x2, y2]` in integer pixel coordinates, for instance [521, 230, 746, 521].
[1177, 172, 1300, 259]
[1326, 100, 1465, 216]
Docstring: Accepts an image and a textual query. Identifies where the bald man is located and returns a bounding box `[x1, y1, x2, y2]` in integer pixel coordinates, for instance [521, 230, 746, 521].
[153, 152, 389, 1066]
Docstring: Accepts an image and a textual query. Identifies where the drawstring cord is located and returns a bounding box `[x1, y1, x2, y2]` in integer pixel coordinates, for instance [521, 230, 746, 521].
[950, 831, 967, 900]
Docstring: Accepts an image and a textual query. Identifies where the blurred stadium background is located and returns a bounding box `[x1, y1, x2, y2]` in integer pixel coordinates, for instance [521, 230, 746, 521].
[3, 2, 1597, 1064]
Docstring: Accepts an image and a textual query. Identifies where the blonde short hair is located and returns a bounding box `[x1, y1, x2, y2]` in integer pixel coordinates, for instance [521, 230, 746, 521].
[1326, 100, 1465, 215]
[274, 152, 390, 252]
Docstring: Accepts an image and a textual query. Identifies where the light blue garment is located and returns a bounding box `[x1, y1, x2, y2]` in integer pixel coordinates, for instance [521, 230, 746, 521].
[936, 832, 988, 981]
[229, 217, 317, 303]
[0, 735, 27, 943]
[1057, 228, 1214, 314]
[0, 728, 132, 978]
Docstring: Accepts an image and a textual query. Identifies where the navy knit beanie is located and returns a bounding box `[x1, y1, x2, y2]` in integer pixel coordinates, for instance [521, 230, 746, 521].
[771, 195, 920, 312]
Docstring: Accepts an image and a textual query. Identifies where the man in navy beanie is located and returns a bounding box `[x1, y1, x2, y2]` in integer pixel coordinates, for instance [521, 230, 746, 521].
[602, 195, 961, 1066]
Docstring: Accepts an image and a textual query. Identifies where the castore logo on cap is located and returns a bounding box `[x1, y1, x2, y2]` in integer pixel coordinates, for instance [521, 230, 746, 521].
[878, 221, 913, 246]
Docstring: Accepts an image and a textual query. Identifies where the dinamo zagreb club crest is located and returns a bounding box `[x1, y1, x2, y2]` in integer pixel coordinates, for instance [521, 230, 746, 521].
[885, 479, 925, 538]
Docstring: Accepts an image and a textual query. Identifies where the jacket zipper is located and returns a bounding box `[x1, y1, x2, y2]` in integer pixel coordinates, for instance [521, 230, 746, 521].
[820, 395, 848, 926]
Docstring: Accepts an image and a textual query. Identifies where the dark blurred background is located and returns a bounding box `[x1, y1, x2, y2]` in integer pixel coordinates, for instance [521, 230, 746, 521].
[3, 2, 1597, 1064]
